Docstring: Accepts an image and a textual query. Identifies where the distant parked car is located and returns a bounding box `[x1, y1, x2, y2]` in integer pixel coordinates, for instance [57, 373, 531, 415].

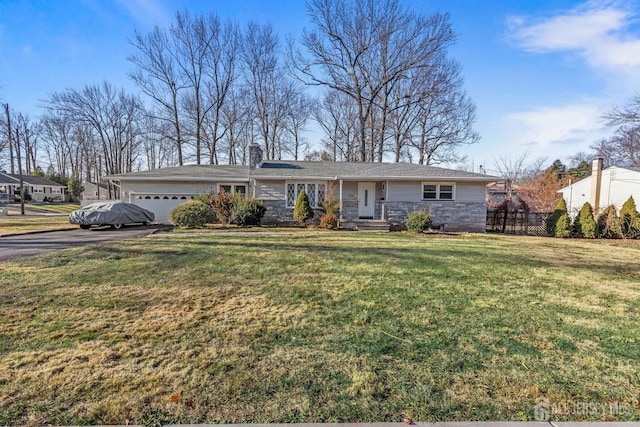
[69, 201, 155, 230]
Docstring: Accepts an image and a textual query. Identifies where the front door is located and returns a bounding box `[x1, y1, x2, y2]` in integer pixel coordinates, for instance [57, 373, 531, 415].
[358, 182, 375, 218]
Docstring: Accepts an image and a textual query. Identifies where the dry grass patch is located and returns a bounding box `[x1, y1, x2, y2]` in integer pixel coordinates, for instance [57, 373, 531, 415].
[0, 216, 73, 235]
[0, 233, 638, 425]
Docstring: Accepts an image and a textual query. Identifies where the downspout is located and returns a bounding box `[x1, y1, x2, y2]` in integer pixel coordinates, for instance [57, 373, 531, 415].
[109, 180, 121, 201]
[590, 157, 603, 215]
[568, 179, 572, 217]
[339, 179, 343, 222]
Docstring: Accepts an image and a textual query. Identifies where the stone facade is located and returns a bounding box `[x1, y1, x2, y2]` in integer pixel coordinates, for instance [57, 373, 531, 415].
[262, 199, 323, 225]
[262, 198, 486, 232]
[385, 201, 486, 232]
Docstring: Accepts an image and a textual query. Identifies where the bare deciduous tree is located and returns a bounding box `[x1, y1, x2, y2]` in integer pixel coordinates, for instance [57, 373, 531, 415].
[44, 81, 142, 181]
[598, 95, 640, 167]
[129, 25, 187, 165]
[591, 126, 640, 167]
[292, 0, 464, 162]
[242, 21, 301, 161]
[314, 89, 359, 161]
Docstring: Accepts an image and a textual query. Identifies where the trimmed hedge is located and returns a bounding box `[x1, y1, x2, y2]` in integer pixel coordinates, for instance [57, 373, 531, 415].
[231, 197, 266, 226]
[597, 205, 622, 239]
[546, 198, 567, 237]
[573, 202, 596, 238]
[620, 196, 639, 238]
[169, 200, 216, 228]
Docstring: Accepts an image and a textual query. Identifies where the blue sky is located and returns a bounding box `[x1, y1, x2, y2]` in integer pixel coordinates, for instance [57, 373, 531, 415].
[1, 0, 639, 173]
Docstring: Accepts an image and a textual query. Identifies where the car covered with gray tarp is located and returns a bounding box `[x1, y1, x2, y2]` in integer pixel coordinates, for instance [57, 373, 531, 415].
[69, 201, 155, 229]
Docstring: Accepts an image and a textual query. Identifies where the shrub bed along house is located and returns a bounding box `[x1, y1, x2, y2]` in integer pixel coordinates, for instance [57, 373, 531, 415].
[406, 209, 432, 232]
[170, 192, 266, 228]
[169, 200, 216, 228]
[293, 189, 314, 224]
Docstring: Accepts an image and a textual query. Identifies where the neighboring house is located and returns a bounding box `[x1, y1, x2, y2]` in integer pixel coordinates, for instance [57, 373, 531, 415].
[105, 145, 497, 232]
[558, 157, 640, 216]
[81, 181, 112, 205]
[0, 172, 67, 202]
[486, 181, 523, 205]
[0, 173, 15, 203]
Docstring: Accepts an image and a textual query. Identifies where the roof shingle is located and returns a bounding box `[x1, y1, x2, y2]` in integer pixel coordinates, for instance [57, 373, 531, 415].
[106, 161, 498, 182]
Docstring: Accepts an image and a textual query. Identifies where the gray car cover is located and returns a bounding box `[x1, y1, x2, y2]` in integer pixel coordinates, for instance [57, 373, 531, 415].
[69, 201, 155, 225]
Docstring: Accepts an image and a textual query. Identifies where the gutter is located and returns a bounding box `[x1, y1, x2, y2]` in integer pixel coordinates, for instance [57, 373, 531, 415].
[254, 175, 499, 182]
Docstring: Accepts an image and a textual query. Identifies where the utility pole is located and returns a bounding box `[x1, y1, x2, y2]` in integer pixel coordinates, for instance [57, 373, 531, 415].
[4, 103, 24, 215]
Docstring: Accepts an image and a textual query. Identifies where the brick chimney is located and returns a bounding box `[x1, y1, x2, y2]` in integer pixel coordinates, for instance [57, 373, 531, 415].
[590, 157, 603, 214]
[249, 143, 263, 169]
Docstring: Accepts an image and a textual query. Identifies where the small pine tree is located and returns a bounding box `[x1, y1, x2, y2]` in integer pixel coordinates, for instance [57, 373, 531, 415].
[546, 198, 567, 237]
[597, 205, 622, 238]
[619, 196, 639, 238]
[555, 212, 571, 237]
[293, 189, 314, 224]
[320, 185, 340, 216]
[576, 202, 596, 238]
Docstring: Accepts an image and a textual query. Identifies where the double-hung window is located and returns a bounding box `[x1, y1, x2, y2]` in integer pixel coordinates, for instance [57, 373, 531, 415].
[422, 182, 455, 200]
[286, 182, 326, 208]
[218, 184, 247, 196]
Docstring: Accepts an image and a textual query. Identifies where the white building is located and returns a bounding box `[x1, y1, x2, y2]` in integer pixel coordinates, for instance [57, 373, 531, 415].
[559, 158, 640, 216]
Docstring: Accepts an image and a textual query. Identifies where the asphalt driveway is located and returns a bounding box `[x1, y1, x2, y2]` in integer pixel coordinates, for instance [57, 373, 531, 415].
[0, 225, 164, 262]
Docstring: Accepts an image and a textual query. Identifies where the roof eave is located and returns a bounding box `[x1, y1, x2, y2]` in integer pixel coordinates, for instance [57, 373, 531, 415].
[105, 175, 249, 182]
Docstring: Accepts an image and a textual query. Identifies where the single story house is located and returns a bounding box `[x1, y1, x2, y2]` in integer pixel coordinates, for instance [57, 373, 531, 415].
[558, 158, 640, 216]
[105, 145, 497, 232]
[486, 181, 524, 206]
[81, 181, 112, 205]
[0, 172, 67, 202]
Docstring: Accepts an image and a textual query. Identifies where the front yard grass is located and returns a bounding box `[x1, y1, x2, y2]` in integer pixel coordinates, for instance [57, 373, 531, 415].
[0, 233, 638, 425]
[0, 216, 74, 235]
[29, 202, 80, 214]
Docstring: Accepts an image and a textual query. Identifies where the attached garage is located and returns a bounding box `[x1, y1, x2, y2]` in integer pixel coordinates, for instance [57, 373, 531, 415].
[130, 194, 194, 223]
[105, 165, 250, 223]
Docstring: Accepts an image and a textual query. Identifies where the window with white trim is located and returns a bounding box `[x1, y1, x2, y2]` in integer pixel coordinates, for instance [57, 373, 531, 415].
[286, 182, 326, 208]
[218, 184, 247, 196]
[422, 182, 455, 200]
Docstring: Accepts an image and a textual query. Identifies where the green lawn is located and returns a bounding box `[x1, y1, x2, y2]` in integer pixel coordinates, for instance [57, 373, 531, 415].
[29, 202, 80, 214]
[0, 216, 74, 235]
[0, 232, 638, 425]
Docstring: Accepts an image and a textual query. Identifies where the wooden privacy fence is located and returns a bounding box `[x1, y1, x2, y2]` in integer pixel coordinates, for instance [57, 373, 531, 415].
[486, 209, 553, 236]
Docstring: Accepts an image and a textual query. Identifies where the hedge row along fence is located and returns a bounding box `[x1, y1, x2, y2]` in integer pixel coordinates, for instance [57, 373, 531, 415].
[546, 196, 640, 239]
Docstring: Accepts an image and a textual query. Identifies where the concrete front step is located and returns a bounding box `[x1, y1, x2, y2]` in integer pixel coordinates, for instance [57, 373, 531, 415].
[341, 220, 390, 231]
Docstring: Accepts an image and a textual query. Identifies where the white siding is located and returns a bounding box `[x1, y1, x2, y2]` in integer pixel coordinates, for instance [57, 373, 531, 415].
[386, 181, 485, 202]
[456, 182, 487, 202]
[386, 181, 420, 202]
[341, 181, 358, 201]
[255, 180, 285, 201]
[561, 167, 640, 215]
[119, 179, 247, 223]
[120, 180, 223, 197]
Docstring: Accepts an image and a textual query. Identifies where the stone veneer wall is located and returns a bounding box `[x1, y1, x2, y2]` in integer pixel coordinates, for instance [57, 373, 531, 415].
[261, 199, 323, 224]
[261, 199, 486, 232]
[385, 201, 486, 232]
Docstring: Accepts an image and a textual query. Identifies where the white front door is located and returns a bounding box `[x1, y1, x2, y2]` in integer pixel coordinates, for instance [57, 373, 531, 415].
[358, 182, 375, 218]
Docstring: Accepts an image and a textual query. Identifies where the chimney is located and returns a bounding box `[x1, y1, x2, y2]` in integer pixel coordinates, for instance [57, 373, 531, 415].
[590, 157, 603, 214]
[249, 143, 263, 169]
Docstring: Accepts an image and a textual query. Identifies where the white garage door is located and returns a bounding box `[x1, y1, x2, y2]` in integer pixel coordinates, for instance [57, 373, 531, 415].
[132, 195, 194, 223]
